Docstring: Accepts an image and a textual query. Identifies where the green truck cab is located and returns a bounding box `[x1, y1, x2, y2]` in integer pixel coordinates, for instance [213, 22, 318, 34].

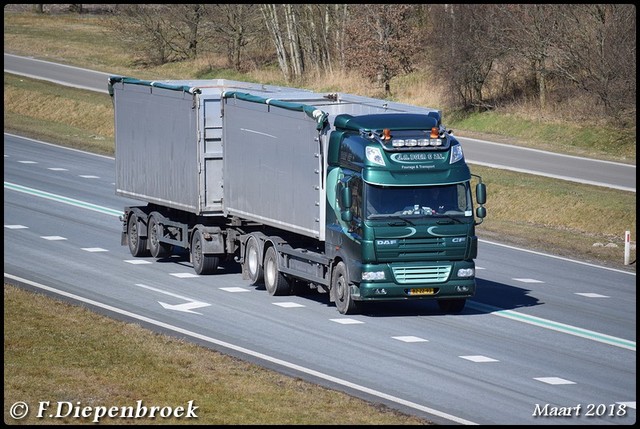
[326, 113, 486, 314]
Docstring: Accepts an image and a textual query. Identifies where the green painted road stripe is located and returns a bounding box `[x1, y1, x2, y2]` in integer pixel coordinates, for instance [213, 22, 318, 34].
[4, 181, 122, 217]
[468, 301, 635, 351]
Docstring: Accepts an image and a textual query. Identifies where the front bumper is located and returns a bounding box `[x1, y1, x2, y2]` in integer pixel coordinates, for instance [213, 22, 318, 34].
[355, 278, 475, 301]
[354, 261, 476, 301]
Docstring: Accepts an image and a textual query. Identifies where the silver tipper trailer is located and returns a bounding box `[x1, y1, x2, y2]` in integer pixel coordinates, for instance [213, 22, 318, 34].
[109, 77, 310, 216]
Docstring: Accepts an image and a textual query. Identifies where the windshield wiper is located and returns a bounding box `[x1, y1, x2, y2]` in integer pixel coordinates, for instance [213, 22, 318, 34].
[389, 215, 416, 226]
[368, 214, 416, 225]
[435, 213, 463, 224]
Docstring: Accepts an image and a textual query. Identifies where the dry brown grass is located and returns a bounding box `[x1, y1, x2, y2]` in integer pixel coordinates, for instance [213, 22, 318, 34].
[4, 284, 432, 425]
[4, 85, 113, 137]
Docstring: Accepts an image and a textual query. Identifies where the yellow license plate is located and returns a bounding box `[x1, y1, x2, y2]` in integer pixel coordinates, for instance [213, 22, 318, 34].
[409, 288, 435, 296]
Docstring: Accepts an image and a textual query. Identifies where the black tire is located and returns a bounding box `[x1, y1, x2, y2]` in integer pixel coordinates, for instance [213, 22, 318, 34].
[263, 246, 290, 296]
[148, 215, 171, 258]
[333, 261, 358, 315]
[437, 298, 466, 314]
[245, 236, 264, 285]
[191, 229, 219, 275]
[127, 212, 149, 257]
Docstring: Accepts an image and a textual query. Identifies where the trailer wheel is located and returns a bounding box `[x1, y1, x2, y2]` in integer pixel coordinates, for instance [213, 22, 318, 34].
[245, 236, 264, 285]
[127, 212, 149, 257]
[333, 261, 358, 315]
[191, 229, 219, 275]
[148, 215, 171, 258]
[263, 246, 289, 296]
[437, 298, 466, 314]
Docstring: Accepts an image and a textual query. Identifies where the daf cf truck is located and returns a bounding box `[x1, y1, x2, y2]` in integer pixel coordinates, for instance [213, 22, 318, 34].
[109, 76, 487, 314]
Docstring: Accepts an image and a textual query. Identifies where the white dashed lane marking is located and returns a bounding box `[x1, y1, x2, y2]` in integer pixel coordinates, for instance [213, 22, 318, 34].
[393, 336, 428, 343]
[459, 355, 499, 363]
[220, 287, 251, 293]
[534, 377, 576, 385]
[273, 302, 306, 308]
[330, 318, 364, 325]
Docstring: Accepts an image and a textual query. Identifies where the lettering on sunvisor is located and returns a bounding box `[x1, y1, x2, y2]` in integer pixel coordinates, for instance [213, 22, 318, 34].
[390, 153, 446, 163]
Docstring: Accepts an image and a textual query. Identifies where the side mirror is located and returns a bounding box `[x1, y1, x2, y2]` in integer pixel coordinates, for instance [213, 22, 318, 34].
[476, 206, 486, 219]
[475, 183, 486, 205]
[341, 186, 352, 209]
[339, 183, 353, 222]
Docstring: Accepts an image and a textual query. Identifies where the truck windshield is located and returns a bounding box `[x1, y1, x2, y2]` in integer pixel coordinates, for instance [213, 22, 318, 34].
[365, 183, 471, 219]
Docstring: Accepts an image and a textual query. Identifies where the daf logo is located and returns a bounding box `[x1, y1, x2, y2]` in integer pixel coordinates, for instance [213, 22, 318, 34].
[452, 237, 466, 243]
[376, 239, 397, 245]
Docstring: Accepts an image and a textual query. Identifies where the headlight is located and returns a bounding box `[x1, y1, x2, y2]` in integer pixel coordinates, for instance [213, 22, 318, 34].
[457, 268, 475, 278]
[366, 146, 386, 166]
[450, 144, 464, 163]
[362, 271, 386, 281]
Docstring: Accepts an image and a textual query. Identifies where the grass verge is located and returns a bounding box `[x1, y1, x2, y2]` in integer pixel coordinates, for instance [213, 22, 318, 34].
[4, 284, 431, 425]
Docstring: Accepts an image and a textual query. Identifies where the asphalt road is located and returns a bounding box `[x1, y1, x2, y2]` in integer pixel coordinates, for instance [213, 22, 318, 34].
[4, 52, 636, 193]
[4, 134, 636, 425]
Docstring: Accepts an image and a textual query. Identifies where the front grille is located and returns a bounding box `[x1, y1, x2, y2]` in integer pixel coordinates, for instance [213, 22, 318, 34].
[392, 265, 451, 284]
[375, 237, 446, 260]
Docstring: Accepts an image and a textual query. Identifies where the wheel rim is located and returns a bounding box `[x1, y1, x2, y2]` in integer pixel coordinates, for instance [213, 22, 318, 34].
[265, 256, 275, 287]
[128, 217, 138, 249]
[336, 275, 347, 302]
[149, 219, 159, 249]
[333, 263, 355, 314]
[248, 243, 258, 277]
[192, 234, 202, 268]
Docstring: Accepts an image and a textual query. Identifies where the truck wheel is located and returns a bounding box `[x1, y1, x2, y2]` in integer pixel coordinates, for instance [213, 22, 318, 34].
[148, 215, 171, 258]
[245, 236, 264, 285]
[191, 229, 219, 275]
[333, 262, 358, 315]
[263, 246, 289, 296]
[127, 213, 149, 257]
[437, 298, 466, 314]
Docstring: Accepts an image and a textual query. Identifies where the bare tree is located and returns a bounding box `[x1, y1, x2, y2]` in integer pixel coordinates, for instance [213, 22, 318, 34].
[332, 4, 349, 70]
[427, 4, 504, 110]
[260, 4, 318, 81]
[493, 5, 561, 110]
[344, 4, 420, 96]
[552, 4, 636, 120]
[167, 4, 207, 60]
[205, 4, 261, 72]
[107, 4, 211, 66]
[283, 5, 304, 78]
[106, 5, 172, 66]
[258, 4, 354, 80]
[260, 4, 291, 81]
[300, 4, 334, 75]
